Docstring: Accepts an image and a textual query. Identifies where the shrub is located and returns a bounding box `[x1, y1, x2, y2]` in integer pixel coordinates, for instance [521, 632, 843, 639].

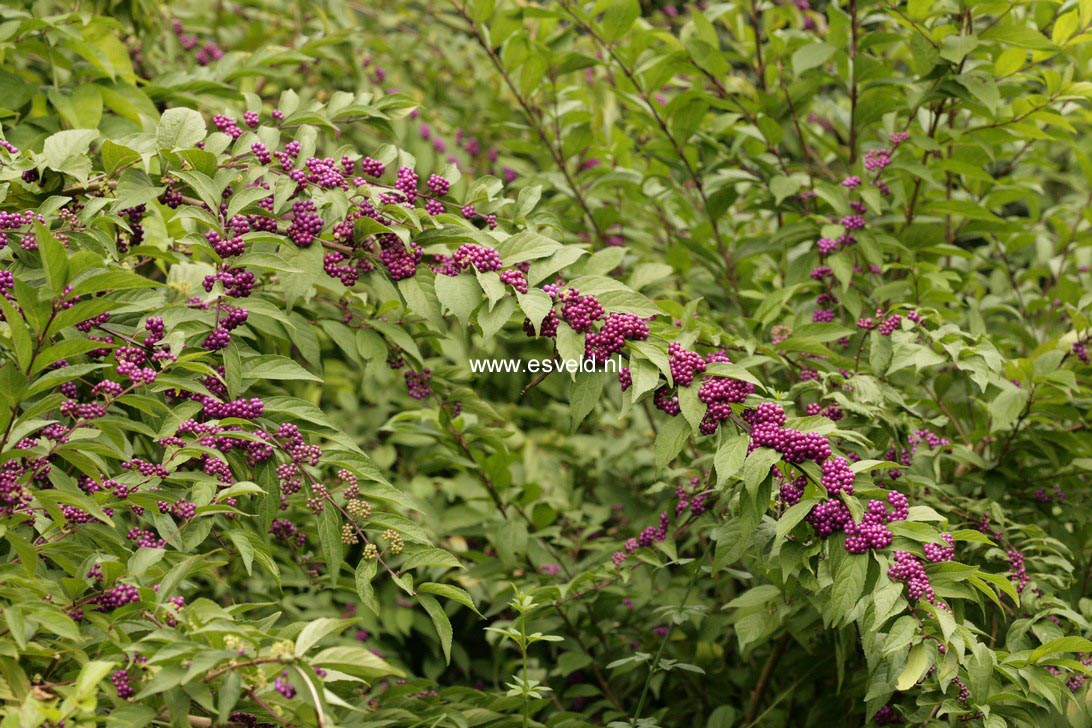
[0, 1, 1091, 726]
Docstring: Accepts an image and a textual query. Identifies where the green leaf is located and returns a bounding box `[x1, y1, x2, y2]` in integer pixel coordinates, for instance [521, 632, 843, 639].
[655, 415, 691, 470]
[1030, 637, 1092, 664]
[776, 498, 820, 542]
[418, 594, 453, 663]
[34, 223, 68, 295]
[241, 354, 322, 382]
[295, 617, 354, 656]
[355, 559, 379, 616]
[601, 0, 639, 41]
[741, 448, 780, 497]
[416, 582, 481, 615]
[317, 507, 343, 587]
[434, 273, 482, 327]
[569, 371, 607, 431]
[990, 385, 1028, 433]
[157, 107, 207, 149]
[70, 270, 159, 297]
[716, 436, 751, 486]
[40, 129, 98, 182]
[792, 42, 837, 75]
[399, 548, 463, 572]
[896, 643, 931, 690]
[311, 645, 403, 679]
[724, 584, 781, 609]
[0, 296, 33, 371]
[770, 175, 802, 204]
[74, 661, 116, 701]
[830, 551, 868, 624]
[516, 290, 553, 334]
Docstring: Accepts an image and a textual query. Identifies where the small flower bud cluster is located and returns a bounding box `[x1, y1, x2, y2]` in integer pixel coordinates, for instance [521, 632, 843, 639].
[341, 522, 359, 545]
[339, 469, 359, 499]
[383, 529, 404, 554]
[346, 498, 372, 519]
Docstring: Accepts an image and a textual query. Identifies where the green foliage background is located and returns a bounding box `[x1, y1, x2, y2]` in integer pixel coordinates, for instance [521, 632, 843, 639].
[0, 0, 1091, 726]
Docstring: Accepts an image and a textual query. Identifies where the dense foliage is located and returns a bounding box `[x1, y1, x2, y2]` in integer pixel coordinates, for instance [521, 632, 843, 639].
[1, 0, 1091, 726]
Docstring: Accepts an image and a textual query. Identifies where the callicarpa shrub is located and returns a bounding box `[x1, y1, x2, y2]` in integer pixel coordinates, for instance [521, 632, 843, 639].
[0, 0, 1091, 727]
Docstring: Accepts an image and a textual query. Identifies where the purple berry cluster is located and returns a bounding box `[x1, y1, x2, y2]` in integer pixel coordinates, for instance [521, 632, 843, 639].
[888, 550, 935, 602]
[499, 268, 529, 293]
[559, 290, 605, 333]
[923, 533, 955, 563]
[819, 456, 855, 495]
[611, 512, 669, 567]
[274, 671, 296, 698]
[287, 199, 324, 247]
[94, 583, 140, 611]
[112, 669, 135, 699]
[667, 342, 706, 386]
[405, 369, 432, 399]
[585, 313, 649, 362]
[395, 166, 419, 203]
[453, 244, 503, 272]
[749, 420, 831, 464]
[653, 387, 681, 416]
[1008, 549, 1029, 592]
